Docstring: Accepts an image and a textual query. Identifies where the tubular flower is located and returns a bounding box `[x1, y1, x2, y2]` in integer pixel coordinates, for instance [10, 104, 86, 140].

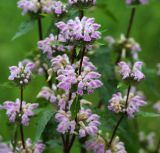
[126, 0, 148, 5]
[41, 0, 67, 16]
[0, 142, 13, 153]
[55, 110, 76, 134]
[0, 99, 38, 126]
[38, 34, 67, 58]
[106, 137, 127, 153]
[56, 16, 101, 44]
[118, 61, 145, 82]
[8, 62, 34, 86]
[78, 108, 101, 137]
[37, 85, 57, 104]
[108, 91, 146, 118]
[17, 0, 40, 15]
[105, 34, 141, 60]
[68, 0, 96, 7]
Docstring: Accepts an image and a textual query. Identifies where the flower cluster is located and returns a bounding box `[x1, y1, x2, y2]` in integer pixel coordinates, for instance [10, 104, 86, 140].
[18, 0, 67, 16]
[108, 90, 146, 118]
[37, 85, 57, 104]
[118, 61, 145, 82]
[0, 99, 38, 126]
[85, 136, 127, 153]
[105, 34, 141, 60]
[41, 0, 67, 16]
[16, 138, 45, 153]
[0, 142, 12, 153]
[55, 102, 100, 137]
[8, 62, 34, 86]
[52, 54, 103, 95]
[126, 0, 148, 5]
[68, 0, 96, 7]
[56, 16, 101, 44]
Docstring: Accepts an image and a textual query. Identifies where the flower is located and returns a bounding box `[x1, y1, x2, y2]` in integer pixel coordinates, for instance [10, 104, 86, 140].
[126, 0, 148, 5]
[37, 85, 57, 103]
[118, 61, 145, 82]
[56, 65, 77, 91]
[34, 140, 45, 153]
[78, 108, 100, 137]
[153, 101, 160, 113]
[8, 62, 34, 86]
[41, 0, 67, 16]
[55, 110, 76, 134]
[17, 0, 40, 15]
[0, 142, 13, 153]
[68, 0, 96, 7]
[106, 34, 141, 60]
[1, 99, 38, 126]
[56, 16, 101, 44]
[108, 90, 146, 118]
[38, 34, 67, 58]
[106, 137, 127, 153]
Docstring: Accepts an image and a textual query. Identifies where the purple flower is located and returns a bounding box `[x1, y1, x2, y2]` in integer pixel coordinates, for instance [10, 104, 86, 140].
[34, 140, 45, 153]
[17, 0, 40, 15]
[78, 108, 100, 137]
[51, 54, 70, 73]
[1, 99, 38, 126]
[118, 61, 145, 82]
[55, 110, 76, 134]
[37, 85, 57, 104]
[68, 0, 96, 6]
[108, 90, 146, 118]
[41, 0, 67, 16]
[0, 142, 13, 153]
[56, 16, 101, 43]
[56, 65, 77, 91]
[126, 0, 148, 5]
[38, 34, 66, 58]
[8, 62, 34, 85]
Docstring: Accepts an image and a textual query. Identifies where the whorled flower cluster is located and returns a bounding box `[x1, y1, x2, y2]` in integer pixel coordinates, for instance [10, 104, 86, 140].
[118, 61, 145, 82]
[17, 0, 67, 16]
[55, 102, 100, 137]
[8, 62, 35, 86]
[41, 0, 67, 16]
[126, 0, 148, 5]
[68, 0, 96, 7]
[0, 99, 38, 126]
[16, 138, 45, 153]
[85, 136, 127, 153]
[51, 54, 103, 94]
[38, 34, 68, 58]
[105, 34, 141, 60]
[108, 91, 146, 118]
[56, 16, 101, 44]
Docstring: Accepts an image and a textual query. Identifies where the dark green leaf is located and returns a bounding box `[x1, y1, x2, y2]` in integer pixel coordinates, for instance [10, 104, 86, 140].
[70, 96, 80, 119]
[34, 109, 54, 142]
[137, 111, 160, 118]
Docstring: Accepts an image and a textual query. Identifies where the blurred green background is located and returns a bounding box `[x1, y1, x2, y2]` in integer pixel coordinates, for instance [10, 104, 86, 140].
[0, 0, 160, 152]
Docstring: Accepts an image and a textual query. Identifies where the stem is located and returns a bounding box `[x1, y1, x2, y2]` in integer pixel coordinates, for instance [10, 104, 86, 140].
[107, 84, 131, 148]
[154, 137, 160, 153]
[78, 46, 86, 75]
[126, 7, 136, 39]
[79, 10, 84, 20]
[38, 0, 43, 40]
[20, 86, 26, 150]
[115, 7, 136, 64]
[68, 135, 76, 152]
[79, 137, 88, 153]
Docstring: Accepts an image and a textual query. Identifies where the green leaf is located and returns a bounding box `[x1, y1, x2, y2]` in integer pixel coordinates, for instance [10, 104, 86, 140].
[137, 111, 160, 118]
[12, 19, 35, 40]
[70, 96, 80, 119]
[34, 110, 54, 142]
[0, 82, 16, 89]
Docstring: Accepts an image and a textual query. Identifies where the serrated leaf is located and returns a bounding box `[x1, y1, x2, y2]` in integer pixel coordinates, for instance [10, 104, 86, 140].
[70, 96, 80, 119]
[137, 111, 160, 118]
[34, 110, 54, 142]
[12, 19, 35, 40]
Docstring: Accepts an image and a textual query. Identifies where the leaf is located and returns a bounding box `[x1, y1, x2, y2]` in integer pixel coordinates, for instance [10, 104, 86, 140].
[34, 110, 54, 142]
[137, 111, 160, 118]
[0, 82, 15, 89]
[12, 19, 35, 40]
[70, 96, 80, 119]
